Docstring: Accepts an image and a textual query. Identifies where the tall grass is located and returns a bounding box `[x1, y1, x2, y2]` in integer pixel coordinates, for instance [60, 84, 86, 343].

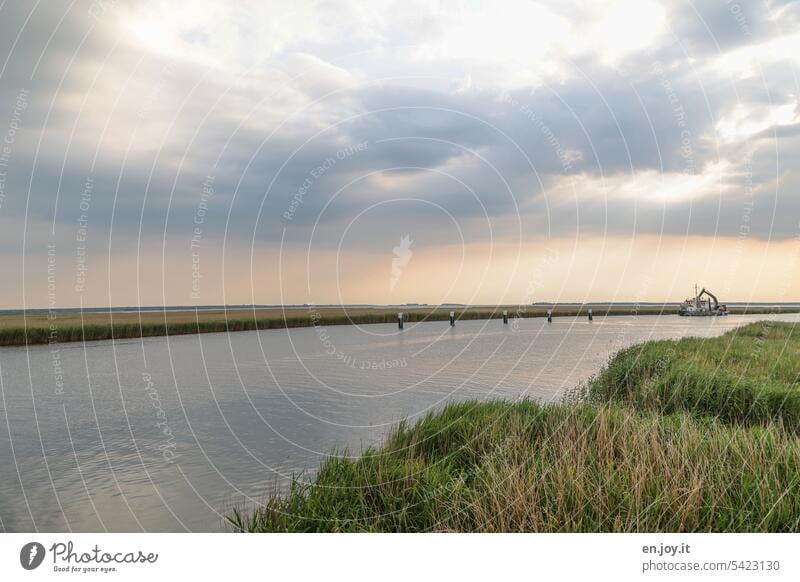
[0, 313, 416, 346]
[229, 401, 800, 532]
[229, 321, 800, 533]
[0, 319, 298, 346]
[588, 321, 800, 430]
[2, 305, 796, 347]
[0, 305, 665, 347]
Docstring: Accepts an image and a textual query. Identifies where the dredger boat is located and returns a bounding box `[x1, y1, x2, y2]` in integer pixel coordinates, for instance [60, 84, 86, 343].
[678, 285, 728, 316]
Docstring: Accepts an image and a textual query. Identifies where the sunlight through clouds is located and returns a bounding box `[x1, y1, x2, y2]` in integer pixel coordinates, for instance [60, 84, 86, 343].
[0, 0, 798, 306]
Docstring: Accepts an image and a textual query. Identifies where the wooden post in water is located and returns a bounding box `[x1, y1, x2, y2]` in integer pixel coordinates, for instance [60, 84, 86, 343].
[588, 308, 593, 321]
[503, 310, 508, 324]
[450, 311, 455, 326]
[398, 312, 404, 329]
[547, 309, 552, 323]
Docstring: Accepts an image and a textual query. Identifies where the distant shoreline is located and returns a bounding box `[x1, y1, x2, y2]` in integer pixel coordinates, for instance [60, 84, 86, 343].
[3, 301, 800, 316]
[1, 304, 799, 347]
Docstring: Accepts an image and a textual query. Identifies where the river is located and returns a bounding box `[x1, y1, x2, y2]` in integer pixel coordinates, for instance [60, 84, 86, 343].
[1, 313, 797, 531]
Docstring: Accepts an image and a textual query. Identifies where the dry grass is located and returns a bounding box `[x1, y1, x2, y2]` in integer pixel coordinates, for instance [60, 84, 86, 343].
[588, 320, 800, 430]
[229, 321, 800, 533]
[0, 304, 676, 346]
[229, 401, 800, 532]
[3, 304, 796, 346]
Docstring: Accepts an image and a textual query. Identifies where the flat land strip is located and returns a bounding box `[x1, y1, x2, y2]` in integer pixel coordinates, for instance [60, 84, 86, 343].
[1, 304, 797, 346]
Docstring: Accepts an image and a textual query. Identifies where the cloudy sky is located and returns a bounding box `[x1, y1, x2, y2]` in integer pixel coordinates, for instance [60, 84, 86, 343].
[0, 0, 799, 308]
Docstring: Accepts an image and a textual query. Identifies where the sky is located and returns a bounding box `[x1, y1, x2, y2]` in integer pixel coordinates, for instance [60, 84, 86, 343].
[0, 0, 799, 308]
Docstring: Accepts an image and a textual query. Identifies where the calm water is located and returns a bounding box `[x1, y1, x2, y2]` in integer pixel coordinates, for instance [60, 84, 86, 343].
[1, 313, 798, 532]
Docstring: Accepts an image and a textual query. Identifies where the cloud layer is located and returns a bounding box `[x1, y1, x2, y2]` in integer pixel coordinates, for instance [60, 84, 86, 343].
[0, 0, 799, 307]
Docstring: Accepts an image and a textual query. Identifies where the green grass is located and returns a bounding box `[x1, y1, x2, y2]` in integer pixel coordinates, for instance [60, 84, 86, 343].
[587, 320, 800, 430]
[229, 321, 800, 532]
[0, 305, 653, 346]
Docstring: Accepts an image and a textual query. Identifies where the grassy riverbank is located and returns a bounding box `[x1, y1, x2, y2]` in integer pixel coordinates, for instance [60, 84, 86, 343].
[0, 304, 649, 347]
[587, 320, 800, 430]
[230, 321, 800, 532]
[2, 304, 798, 347]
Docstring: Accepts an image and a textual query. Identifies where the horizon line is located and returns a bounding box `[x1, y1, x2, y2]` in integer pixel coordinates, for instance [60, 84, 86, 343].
[4, 300, 800, 313]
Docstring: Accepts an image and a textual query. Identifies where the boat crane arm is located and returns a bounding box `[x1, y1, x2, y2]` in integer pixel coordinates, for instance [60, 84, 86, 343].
[698, 288, 719, 309]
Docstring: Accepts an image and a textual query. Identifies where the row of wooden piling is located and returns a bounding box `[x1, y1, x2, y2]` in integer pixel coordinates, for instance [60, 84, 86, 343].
[397, 308, 594, 328]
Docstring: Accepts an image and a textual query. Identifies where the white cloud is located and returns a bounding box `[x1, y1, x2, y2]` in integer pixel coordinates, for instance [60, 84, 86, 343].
[708, 31, 800, 81]
[576, 0, 666, 65]
[715, 99, 798, 143]
[549, 160, 735, 205]
[112, 0, 669, 90]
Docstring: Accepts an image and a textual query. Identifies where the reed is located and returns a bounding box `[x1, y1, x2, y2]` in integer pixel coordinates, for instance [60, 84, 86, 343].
[229, 321, 800, 532]
[2, 305, 796, 347]
[0, 305, 657, 347]
[587, 320, 800, 430]
[229, 401, 800, 532]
